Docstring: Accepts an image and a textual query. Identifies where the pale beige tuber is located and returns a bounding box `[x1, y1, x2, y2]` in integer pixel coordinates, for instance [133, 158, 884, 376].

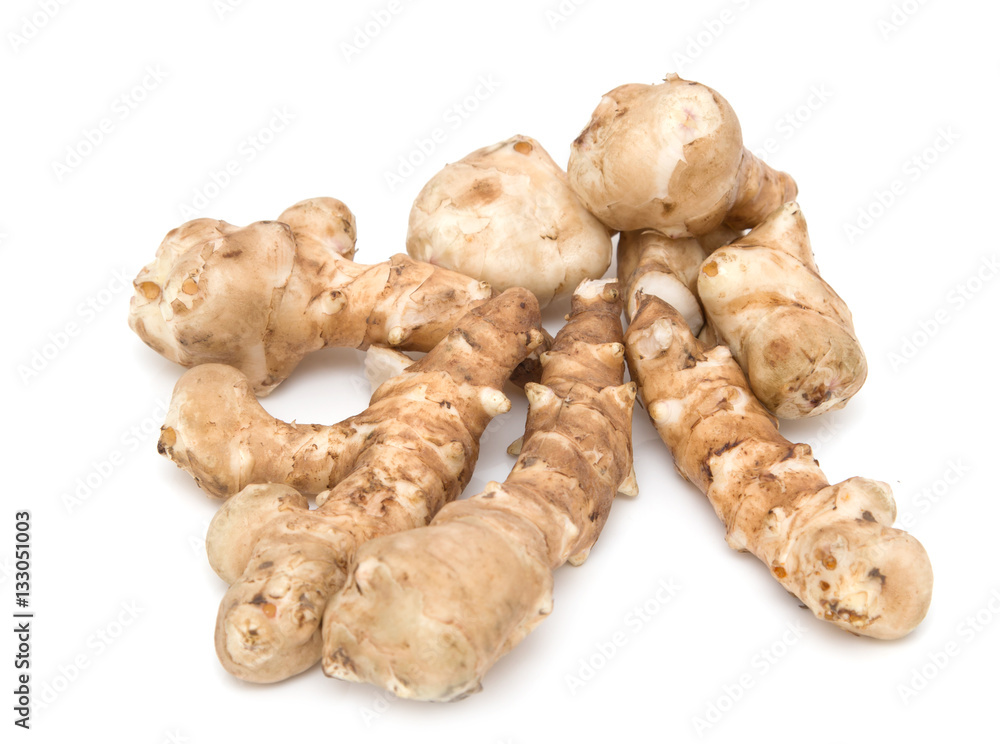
[322, 279, 636, 701]
[129, 197, 496, 395]
[196, 289, 543, 682]
[617, 225, 741, 332]
[698, 202, 867, 418]
[624, 296, 932, 640]
[568, 73, 797, 237]
[407, 135, 613, 307]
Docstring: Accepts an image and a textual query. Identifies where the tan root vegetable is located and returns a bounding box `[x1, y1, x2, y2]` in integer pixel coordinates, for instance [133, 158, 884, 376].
[406, 135, 613, 308]
[568, 73, 797, 238]
[617, 225, 742, 331]
[129, 197, 495, 395]
[698, 202, 867, 418]
[198, 289, 544, 682]
[322, 279, 636, 701]
[624, 296, 932, 640]
[158, 289, 542, 500]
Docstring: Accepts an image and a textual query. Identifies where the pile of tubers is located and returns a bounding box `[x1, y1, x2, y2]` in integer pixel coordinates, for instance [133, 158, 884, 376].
[129, 73, 932, 702]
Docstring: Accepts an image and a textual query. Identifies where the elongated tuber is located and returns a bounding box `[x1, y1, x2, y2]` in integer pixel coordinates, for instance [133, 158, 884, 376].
[129, 197, 495, 395]
[322, 279, 636, 701]
[624, 296, 932, 639]
[199, 289, 543, 682]
[407, 135, 613, 307]
[697, 202, 867, 418]
[568, 73, 797, 237]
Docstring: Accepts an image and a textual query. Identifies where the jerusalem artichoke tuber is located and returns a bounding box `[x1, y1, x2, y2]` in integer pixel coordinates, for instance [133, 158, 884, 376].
[407, 135, 613, 308]
[697, 202, 867, 418]
[199, 289, 544, 682]
[322, 279, 635, 701]
[624, 296, 932, 639]
[568, 73, 796, 238]
[129, 197, 496, 395]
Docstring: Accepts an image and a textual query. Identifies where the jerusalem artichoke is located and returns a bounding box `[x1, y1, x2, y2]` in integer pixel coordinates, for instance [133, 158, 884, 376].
[697, 202, 867, 418]
[568, 73, 796, 238]
[624, 296, 932, 639]
[129, 197, 495, 395]
[199, 289, 544, 681]
[407, 135, 613, 307]
[322, 279, 636, 701]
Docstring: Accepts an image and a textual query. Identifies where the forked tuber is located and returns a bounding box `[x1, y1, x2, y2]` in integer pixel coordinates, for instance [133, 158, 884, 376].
[322, 279, 636, 701]
[624, 296, 932, 639]
[129, 197, 496, 395]
[698, 202, 867, 418]
[568, 73, 797, 237]
[407, 135, 613, 307]
[198, 289, 544, 681]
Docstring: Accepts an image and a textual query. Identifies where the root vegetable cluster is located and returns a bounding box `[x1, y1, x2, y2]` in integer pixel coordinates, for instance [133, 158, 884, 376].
[128, 72, 933, 702]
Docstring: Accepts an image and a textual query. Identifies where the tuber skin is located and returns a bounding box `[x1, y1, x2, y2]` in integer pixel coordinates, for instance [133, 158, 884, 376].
[322, 279, 636, 701]
[129, 197, 495, 395]
[617, 225, 741, 332]
[568, 73, 797, 238]
[158, 290, 543, 501]
[199, 289, 544, 682]
[697, 202, 867, 419]
[624, 296, 932, 640]
[407, 135, 613, 308]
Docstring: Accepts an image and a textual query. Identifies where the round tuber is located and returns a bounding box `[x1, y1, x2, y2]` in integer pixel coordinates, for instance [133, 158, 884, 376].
[406, 135, 613, 308]
[568, 73, 797, 238]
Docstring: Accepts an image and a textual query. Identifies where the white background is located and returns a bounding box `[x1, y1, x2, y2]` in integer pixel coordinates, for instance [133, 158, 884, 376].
[3, 0, 998, 741]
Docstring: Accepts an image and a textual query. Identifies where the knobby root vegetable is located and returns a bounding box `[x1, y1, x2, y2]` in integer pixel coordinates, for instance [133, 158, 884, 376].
[198, 289, 544, 682]
[407, 135, 613, 307]
[617, 225, 741, 332]
[129, 197, 495, 395]
[322, 279, 636, 701]
[624, 296, 932, 639]
[698, 202, 867, 418]
[158, 289, 542, 501]
[568, 73, 797, 238]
